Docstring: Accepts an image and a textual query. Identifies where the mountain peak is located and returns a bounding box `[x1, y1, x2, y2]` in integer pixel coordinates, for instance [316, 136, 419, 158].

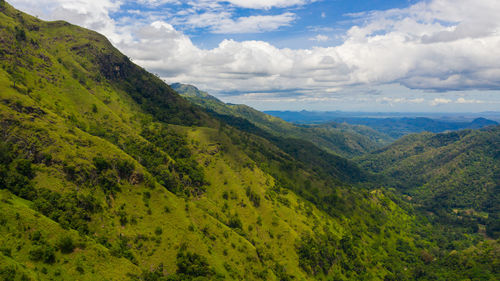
[170, 82, 222, 102]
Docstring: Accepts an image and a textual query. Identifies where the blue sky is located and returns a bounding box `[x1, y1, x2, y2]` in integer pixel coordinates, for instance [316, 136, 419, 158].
[136, 0, 421, 50]
[10, 0, 500, 112]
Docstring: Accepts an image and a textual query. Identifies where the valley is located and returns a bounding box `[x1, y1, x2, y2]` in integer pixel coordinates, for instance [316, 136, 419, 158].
[0, 1, 498, 281]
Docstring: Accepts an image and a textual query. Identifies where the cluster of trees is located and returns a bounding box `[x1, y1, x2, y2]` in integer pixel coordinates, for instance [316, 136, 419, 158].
[140, 125, 207, 196]
[0, 141, 37, 199]
[28, 231, 76, 264]
[138, 249, 214, 281]
[92, 156, 135, 194]
[358, 127, 500, 239]
[33, 189, 102, 234]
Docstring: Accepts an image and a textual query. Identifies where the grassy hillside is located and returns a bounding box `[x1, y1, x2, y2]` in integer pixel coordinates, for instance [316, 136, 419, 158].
[172, 83, 392, 158]
[0, 2, 498, 280]
[357, 126, 500, 238]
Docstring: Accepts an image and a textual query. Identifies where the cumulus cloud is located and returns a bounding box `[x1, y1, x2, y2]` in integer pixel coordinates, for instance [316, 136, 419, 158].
[221, 0, 313, 9]
[121, 0, 500, 96]
[213, 13, 296, 33]
[184, 12, 296, 33]
[11, 0, 124, 42]
[136, 0, 180, 6]
[430, 98, 453, 106]
[377, 97, 425, 105]
[309, 34, 329, 42]
[9, 0, 500, 102]
[456, 97, 484, 104]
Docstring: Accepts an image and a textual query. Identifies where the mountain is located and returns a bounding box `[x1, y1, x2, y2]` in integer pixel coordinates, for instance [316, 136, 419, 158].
[357, 126, 500, 238]
[265, 111, 499, 139]
[0, 2, 498, 280]
[332, 117, 499, 138]
[171, 83, 393, 158]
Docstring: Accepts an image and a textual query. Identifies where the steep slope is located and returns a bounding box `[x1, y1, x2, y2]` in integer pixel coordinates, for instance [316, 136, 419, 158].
[357, 126, 500, 238]
[172, 83, 392, 158]
[0, 3, 405, 280]
[0, 2, 498, 281]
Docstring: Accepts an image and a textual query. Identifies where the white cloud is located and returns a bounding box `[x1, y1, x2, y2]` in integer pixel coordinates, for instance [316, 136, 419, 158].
[456, 97, 484, 104]
[136, 0, 180, 6]
[10, 0, 126, 42]
[221, 0, 313, 9]
[9, 0, 500, 104]
[309, 34, 329, 42]
[430, 98, 452, 106]
[204, 13, 295, 34]
[128, 0, 500, 96]
[377, 97, 425, 104]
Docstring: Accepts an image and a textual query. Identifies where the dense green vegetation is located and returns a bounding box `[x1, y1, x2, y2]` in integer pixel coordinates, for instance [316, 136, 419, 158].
[332, 117, 498, 138]
[172, 83, 392, 158]
[358, 126, 500, 238]
[0, 2, 498, 280]
[265, 111, 498, 138]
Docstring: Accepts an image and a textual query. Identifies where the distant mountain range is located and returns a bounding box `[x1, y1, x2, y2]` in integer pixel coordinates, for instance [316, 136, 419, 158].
[266, 111, 499, 138]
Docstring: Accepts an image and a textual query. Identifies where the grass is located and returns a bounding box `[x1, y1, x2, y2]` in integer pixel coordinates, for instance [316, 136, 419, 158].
[0, 2, 498, 280]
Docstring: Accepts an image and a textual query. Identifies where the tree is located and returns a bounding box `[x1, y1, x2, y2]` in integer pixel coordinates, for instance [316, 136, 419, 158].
[176, 251, 213, 277]
[57, 235, 75, 254]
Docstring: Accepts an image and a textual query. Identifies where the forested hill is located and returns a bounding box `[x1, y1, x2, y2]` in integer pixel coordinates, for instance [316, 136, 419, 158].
[172, 83, 392, 158]
[0, 1, 498, 280]
[265, 110, 498, 138]
[357, 125, 500, 238]
[330, 117, 498, 138]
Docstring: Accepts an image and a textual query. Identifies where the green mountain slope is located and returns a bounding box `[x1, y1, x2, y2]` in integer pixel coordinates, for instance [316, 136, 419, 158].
[357, 126, 500, 238]
[172, 83, 392, 158]
[0, 2, 498, 280]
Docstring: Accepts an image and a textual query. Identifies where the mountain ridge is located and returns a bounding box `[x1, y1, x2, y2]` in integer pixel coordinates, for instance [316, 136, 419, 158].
[265, 110, 498, 138]
[171, 83, 393, 158]
[357, 125, 500, 238]
[0, 2, 498, 280]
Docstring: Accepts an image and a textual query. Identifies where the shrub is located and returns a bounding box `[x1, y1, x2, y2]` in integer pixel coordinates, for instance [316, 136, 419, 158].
[0, 265, 16, 281]
[245, 187, 261, 207]
[114, 158, 134, 180]
[176, 251, 213, 277]
[0, 247, 11, 257]
[155, 227, 163, 236]
[13, 159, 35, 179]
[57, 235, 75, 254]
[296, 233, 338, 275]
[29, 245, 55, 264]
[15, 27, 27, 41]
[98, 169, 119, 193]
[93, 156, 110, 173]
[228, 214, 242, 230]
[31, 230, 42, 242]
